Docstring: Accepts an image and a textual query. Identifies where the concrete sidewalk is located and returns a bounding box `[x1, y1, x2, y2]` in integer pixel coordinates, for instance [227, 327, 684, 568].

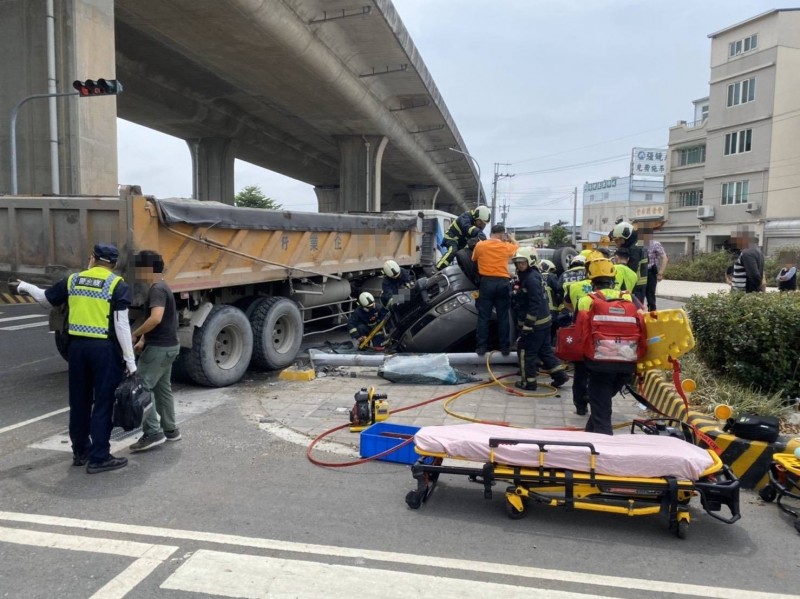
[657, 278, 779, 301]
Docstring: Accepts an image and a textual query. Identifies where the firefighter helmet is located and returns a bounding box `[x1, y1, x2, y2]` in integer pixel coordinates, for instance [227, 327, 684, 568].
[569, 254, 586, 267]
[587, 258, 616, 280]
[473, 205, 491, 223]
[611, 221, 634, 240]
[382, 260, 401, 278]
[539, 259, 556, 273]
[512, 247, 538, 268]
[358, 292, 375, 307]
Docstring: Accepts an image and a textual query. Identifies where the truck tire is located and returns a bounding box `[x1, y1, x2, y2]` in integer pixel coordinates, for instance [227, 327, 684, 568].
[170, 348, 193, 384]
[184, 305, 253, 387]
[250, 297, 304, 370]
[553, 247, 578, 276]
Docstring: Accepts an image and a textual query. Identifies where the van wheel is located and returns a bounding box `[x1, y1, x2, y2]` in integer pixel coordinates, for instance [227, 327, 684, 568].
[184, 305, 253, 387]
[553, 247, 578, 275]
[250, 297, 304, 370]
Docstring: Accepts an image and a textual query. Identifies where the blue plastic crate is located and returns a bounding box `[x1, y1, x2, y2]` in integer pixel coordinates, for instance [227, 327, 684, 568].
[359, 422, 420, 465]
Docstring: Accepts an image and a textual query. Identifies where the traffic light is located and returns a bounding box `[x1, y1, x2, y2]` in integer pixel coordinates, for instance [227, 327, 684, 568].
[72, 78, 123, 96]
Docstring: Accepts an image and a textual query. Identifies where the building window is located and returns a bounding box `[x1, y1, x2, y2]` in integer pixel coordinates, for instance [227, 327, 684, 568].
[727, 77, 756, 107]
[588, 218, 594, 224]
[678, 145, 705, 166]
[701, 105, 709, 121]
[589, 194, 595, 202]
[721, 180, 749, 205]
[729, 34, 757, 58]
[602, 192, 609, 200]
[724, 129, 752, 155]
[671, 189, 703, 208]
[645, 193, 653, 201]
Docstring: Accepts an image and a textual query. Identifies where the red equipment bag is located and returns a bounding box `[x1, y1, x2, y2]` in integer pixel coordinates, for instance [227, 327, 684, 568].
[555, 324, 584, 362]
[581, 292, 646, 363]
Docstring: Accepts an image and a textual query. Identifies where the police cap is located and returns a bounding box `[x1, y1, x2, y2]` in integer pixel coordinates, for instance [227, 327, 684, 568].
[93, 243, 119, 264]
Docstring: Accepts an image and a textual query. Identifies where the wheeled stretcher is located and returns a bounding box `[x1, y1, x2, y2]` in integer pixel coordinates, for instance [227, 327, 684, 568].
[405, 423, 741, 538]
[758, 453, 800, 534]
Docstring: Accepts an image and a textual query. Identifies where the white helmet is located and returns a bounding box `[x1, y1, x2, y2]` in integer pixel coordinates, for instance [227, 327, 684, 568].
[358, 292, 375, 307]
[569, 254, 586, 267]
[383, 259, 401, 278]
[611, 221, 634, 240]
[512, 247, 538, 268]
[539, 259, 556, 273]
[473, 205, 491, 223]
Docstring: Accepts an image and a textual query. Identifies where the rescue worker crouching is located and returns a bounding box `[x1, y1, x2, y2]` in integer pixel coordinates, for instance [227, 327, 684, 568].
[435, 205, 490, 270]
[348, 292, 388, 350]
[511, 248, 569, 391]
[610, 221, 647, 304]
[16, 243, 137, 473]
[380, 259, 415, 309]
[576, 257, 636, 435]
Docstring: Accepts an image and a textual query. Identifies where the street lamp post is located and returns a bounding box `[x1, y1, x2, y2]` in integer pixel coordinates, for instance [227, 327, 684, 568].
[448, 147, 482, 209]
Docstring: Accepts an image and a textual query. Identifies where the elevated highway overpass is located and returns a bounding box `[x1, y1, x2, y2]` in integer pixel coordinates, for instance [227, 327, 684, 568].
[1, 0, 480, 214]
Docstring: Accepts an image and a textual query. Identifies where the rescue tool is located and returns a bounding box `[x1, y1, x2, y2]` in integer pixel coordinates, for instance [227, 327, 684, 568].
[349, 387, 390, 432]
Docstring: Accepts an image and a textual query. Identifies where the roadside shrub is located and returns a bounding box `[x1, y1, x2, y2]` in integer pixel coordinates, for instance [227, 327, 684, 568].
[664, 251, 730, 283]
[686, 291, 800, 398]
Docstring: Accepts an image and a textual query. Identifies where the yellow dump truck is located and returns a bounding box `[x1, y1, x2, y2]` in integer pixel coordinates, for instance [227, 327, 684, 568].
[0, 187, 448, 387]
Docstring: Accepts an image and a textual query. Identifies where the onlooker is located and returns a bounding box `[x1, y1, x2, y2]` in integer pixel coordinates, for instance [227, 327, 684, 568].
[777, 258, 797, 292]
[731, 229, 765, 293]
[380, 259, 415, 308]
[725, 248, 741, 289]
[641, 227, 668, 311]
[511, 247, 568, 391]
[129, 251, 181, 452]
[17, 243, 136, 473]
[472, 224, 518, 355]
[348, 292, 388, 349]
[436, 206, 490, 270]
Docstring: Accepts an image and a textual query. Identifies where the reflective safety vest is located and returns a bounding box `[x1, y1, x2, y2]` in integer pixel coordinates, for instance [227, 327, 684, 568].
[628, 244, 648, 287]
[67, 267, 121, 339]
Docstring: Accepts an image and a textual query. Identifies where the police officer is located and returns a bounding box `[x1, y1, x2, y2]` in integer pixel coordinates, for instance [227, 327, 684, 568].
[576, 257, 636, 435]
[348, 292, 388, 349]
[610, 221, 647, 303]
[17, 243, 136, 473]
[436, 205, 490, 270]
[511, 248, 569, 391]
[380, 259, 415, 308]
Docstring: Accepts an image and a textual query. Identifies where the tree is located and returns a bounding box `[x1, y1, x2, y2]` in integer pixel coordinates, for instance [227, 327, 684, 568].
[548, 223, 570, 248]
[234, 185, 282, 210]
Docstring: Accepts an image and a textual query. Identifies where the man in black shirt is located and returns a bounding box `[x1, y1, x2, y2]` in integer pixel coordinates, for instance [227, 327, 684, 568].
[129, 251, 182, 452]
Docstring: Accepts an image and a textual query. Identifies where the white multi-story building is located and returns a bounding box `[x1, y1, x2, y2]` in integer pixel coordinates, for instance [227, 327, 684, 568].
[663, 9, 800, 256]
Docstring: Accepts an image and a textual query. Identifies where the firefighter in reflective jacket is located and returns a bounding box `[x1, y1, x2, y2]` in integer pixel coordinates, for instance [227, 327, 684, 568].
[539, 259, 563, 344]
[435, 205, 490, 270]
[348, 292, 388, 348]
[576, 257, 635, 435]
[611, 221, 647, 303]
[16, 243, 137, 474]
[512, 248, 569, 391]
[380, 260, 415, 308]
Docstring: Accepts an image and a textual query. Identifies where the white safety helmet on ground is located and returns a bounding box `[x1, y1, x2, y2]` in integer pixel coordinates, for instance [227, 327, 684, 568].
[512, 246, 538, 268]
[358, 292, 375, 307]
[473, 205, 491, 223]
[539, 259, 556, 273]
[611, 221, 634, 240]
[383, 259, 401, 278]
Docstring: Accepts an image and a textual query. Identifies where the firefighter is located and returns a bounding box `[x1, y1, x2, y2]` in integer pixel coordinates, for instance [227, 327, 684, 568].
[576, 257, 636, 435]
[539, 259, 563, 344]
[559, 254, 588, 310]
[380, 259, 414, 308]
[611, 247, 639, 293]
[16, 243, 136, 473]
[611, 221, 647, 303]
[435, 205, 490, 270]
[348, 292, 388, 349]
[511, 247, 569, 391]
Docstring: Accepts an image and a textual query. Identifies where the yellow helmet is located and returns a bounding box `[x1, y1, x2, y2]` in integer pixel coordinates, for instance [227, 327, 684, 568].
[586, 249, 609, 263]
[579, 249, 593, 258]
[586, 258, 616, 280]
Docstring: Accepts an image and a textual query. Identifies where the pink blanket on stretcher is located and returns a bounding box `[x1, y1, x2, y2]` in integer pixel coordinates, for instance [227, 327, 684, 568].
[414, 424, 715, 480]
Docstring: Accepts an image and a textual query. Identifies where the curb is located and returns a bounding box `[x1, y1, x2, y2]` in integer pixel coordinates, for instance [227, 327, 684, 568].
[0, 293, 35, 305]
[641, 370, 800, 489]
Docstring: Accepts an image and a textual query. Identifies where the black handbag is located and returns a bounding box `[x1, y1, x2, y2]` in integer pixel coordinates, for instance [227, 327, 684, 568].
[724, 413, 780, 443]
[113, 374, 153, 431]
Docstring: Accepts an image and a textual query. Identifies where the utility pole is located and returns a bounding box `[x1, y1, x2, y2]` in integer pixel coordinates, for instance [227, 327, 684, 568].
[491, 162, 513, 228]
[500, 199, 510, 226]
[572, 186, 578, 246]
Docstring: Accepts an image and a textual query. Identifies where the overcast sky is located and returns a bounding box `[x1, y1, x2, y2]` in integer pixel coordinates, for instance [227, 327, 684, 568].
[117, 0, 780, 226]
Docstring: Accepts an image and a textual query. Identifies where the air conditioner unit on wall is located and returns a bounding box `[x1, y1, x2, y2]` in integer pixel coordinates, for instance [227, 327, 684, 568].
[697, 206, 714, 219]
[745, 202, 761, 213]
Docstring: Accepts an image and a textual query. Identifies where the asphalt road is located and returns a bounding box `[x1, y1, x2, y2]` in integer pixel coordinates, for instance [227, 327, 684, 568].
[1, 300, 799, 598]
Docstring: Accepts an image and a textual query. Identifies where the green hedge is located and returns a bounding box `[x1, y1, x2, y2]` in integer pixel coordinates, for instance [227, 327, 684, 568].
[666, 246, 799, 284]
[686, 291, 800, 397]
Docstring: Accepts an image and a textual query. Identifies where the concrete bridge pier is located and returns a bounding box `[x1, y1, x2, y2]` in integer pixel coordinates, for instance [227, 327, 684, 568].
[335, 135, 388, 213]
[407, 185, 440, 211]
[313, 185, 340, 213]
[187, 137, 236, 204]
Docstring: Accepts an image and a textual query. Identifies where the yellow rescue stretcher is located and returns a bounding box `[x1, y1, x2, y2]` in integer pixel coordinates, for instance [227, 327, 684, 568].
[405, 422, 741, 539]
[759, 453, 800, 534]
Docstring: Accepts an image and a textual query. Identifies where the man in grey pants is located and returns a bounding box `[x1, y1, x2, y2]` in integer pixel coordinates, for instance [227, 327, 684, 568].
[129, 251, 181, 451]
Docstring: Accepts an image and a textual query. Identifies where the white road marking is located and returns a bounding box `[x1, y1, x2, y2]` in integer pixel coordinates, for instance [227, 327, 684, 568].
[259, 421, 358, 456]
[0, 511, 794, 599]
[0, 407, 69, 435]
[0, 525, 177, 599]
[0, 321, 49, 331]
[0, 314, 45, 322]
[162, 549, 610, 599]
